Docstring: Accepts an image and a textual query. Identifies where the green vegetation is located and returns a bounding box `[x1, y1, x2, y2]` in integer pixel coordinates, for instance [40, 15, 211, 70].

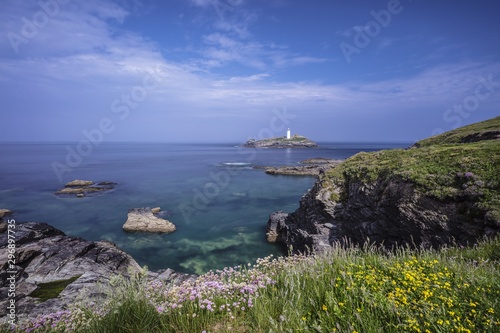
[4, 117, 499, 333]
[245, 134, 317, 147]
[323, 117, 500, 220]
[29, 276, 81, 302]
[5, 238, 499, 333]
[416, 116, 500, 147]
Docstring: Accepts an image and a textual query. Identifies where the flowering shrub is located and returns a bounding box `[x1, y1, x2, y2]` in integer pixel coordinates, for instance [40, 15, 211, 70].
[6, 239, 499, 333]
[145, 256, 277, 320]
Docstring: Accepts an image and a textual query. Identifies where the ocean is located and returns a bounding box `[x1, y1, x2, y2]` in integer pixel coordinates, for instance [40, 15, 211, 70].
[0, 142, 410, 274]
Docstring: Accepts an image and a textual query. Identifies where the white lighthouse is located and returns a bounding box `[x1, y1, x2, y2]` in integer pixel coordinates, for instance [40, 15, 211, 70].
[286, 128, 291, 139]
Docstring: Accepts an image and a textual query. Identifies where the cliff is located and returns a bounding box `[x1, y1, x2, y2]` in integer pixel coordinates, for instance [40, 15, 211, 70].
[267, 116, 500, 253]
[243, 135, 318, 148]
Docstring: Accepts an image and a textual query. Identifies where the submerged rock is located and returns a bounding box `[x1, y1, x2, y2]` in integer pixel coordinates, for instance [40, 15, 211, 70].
[123, 208, 176, 233]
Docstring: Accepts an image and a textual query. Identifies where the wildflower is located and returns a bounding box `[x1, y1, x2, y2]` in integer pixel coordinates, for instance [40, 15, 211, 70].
[322, 304, 328, 311]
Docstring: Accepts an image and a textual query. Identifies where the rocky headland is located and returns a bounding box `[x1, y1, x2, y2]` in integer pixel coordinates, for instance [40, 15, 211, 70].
[55, 180, 117, 198]
[267, 116, 500, 253]
[0, 222, 192, 323]
[260, 158, 343, 176]
[243, 135, 318, 148]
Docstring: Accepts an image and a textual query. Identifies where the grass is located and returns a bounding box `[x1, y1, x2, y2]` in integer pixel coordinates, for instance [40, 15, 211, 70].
[323, 140, 500, 220]
[415, 116, 500, 147]
[5, 237, 499, 333]
[29, 277, 81, 302]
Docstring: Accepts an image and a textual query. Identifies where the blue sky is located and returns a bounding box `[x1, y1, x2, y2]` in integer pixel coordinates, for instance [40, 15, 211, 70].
[1, 0, 499, 143]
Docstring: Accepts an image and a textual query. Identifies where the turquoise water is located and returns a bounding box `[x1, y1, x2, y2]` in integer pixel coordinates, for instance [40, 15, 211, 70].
[0, 142, 409, 274]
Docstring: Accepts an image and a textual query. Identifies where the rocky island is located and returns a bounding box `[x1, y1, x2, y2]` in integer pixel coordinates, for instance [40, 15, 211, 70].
[267, 116, 500, 253]
[243, 134, 318, 148]
[55, 180, 117, 198]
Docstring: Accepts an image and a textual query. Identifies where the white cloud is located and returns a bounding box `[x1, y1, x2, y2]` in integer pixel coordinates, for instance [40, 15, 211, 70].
[1, 0, 499, 142]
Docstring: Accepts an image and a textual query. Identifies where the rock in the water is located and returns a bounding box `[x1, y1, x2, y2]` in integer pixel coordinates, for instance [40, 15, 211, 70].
[243, 135, 318, 148]
[123, 208, 176, 233]
[0, 209, 13, 219]
[65, 180, 94, 187]
[262, 159, 343, 177]
[55, 180, 116, 197]
[151, 207, 161, 214]
[266, 211, 288, 243]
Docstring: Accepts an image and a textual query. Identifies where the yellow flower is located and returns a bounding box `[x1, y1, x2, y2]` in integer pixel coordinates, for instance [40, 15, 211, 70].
[322, 304, 328, 311]
[302, 316, 307, 321]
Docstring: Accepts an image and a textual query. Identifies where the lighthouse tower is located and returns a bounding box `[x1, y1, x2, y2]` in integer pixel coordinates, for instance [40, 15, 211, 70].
[286, 128, 291, 139]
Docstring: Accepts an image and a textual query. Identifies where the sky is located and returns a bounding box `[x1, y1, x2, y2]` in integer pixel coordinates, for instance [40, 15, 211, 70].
[1, 0, 499, 143]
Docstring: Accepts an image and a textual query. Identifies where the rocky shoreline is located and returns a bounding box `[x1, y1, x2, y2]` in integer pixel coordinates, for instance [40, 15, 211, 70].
[258, 158, 343, 176]
[0, 222, 192, 324]
[265, 117, 500, 254]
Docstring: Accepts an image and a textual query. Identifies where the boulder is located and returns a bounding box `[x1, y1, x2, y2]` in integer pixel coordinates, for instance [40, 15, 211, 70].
[266, 211, 288, 243]
[0, 209, 13, 219]
[123, 208, 176, 233]
[151, 207, 161, 214]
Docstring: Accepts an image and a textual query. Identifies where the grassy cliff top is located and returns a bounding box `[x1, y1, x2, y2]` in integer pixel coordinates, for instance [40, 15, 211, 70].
[415, 116, 500, 147]
[324, 116, 500, 220]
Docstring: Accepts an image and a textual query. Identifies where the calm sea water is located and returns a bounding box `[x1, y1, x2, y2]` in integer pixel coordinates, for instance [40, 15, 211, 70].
[0, 142, 410, 274]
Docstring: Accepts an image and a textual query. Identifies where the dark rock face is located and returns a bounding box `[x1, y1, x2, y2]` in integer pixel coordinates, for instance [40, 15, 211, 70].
[0, 222, 191, 323]
[268, 177, 500, 254]
[0, 222, 140, 322]
[460, 130, 500, 144]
